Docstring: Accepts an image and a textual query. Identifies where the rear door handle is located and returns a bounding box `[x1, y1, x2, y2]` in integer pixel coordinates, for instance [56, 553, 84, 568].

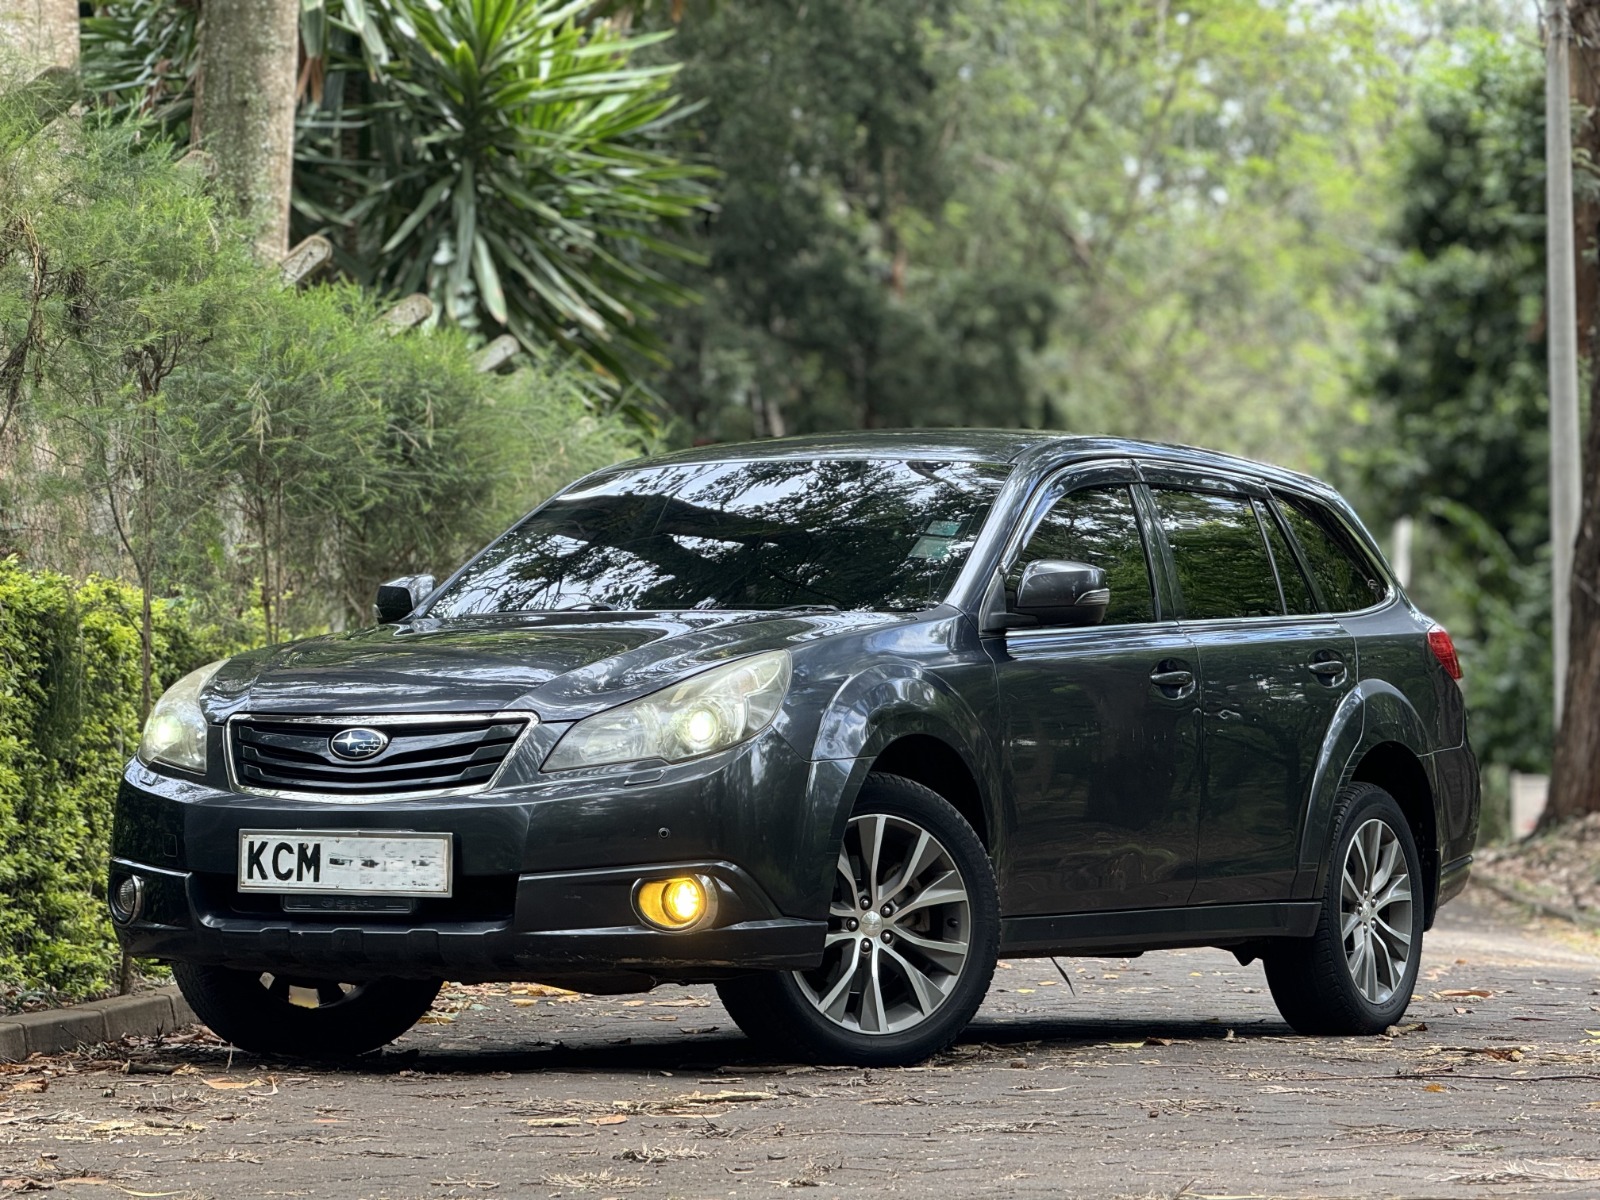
[1150, 669, 1194, 688]
[1307, 660, 1345, 677]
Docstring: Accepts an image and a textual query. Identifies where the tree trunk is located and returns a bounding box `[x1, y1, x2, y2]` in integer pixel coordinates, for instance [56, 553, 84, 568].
[1547, 2, 1600, 823]
[192, 0, 299, 262]
[0, 0, 79, 71]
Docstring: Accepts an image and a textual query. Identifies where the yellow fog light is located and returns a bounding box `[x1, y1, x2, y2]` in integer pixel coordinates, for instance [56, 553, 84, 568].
[634, 875, 717, 931]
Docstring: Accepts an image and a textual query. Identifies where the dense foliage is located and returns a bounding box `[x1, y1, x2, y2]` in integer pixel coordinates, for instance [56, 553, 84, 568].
[0, 562, 222, 998]
[1357, 36, 1552, 775]
[0, 78, 638, 657]
[83, 0, 710, 406]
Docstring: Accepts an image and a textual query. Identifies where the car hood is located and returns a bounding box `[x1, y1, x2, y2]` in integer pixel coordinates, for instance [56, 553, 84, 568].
[204, 609, 896, 723]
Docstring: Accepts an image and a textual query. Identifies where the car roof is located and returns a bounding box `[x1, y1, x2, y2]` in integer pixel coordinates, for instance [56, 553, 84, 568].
[640, 430, 1333, 496]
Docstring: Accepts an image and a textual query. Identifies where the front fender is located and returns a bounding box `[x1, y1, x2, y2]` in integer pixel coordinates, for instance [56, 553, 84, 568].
[1294, 679, 1439, 900]
[790, 664, 999, 919]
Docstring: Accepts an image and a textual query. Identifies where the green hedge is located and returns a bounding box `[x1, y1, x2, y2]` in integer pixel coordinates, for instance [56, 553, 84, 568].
[0, 558, 223, 999]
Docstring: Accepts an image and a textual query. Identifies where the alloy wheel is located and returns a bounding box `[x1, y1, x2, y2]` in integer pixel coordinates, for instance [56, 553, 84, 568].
[1339, 818, 1414, 1005]
[794, 812, 972, 1035]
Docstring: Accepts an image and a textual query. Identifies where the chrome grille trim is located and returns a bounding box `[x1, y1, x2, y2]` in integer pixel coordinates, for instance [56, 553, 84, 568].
[225, 711, 539, 802]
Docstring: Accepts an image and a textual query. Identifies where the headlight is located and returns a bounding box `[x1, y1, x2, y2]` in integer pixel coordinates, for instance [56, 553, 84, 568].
[138, 660, 225, 774]
[544, 650, 792, 771]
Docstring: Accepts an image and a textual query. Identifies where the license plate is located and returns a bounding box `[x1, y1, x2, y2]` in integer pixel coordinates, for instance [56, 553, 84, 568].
[237, 830, 452, 897]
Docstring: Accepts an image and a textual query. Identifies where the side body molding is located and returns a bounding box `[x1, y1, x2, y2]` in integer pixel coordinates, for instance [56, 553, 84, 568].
[795, 663, 1001, 920]
[1293, 678, 1440, 904]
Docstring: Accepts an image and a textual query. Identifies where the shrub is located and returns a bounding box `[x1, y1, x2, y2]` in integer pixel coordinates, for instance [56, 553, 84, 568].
[0, 560, 226, 998]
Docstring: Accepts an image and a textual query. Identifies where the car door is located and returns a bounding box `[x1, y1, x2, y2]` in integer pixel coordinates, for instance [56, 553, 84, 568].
[1140, 467, 1356, 904]
[992, 464, 1202, 915]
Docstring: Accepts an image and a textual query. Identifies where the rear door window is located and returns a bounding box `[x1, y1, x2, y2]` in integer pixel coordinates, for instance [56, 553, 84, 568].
[1256, 500, 1318, 616]
[1150, 489, 1283, 621]
[1274, 495, 1387, 613]
[1010, 485, 1156, 625]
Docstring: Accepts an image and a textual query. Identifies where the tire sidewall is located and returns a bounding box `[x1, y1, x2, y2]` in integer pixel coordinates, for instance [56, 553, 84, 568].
[768, 774, 999, 1063]
[1321, 786, 1425, 1030]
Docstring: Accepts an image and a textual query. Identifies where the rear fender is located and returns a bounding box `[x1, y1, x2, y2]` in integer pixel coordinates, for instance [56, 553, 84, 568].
[1295, 679, 1440, 904]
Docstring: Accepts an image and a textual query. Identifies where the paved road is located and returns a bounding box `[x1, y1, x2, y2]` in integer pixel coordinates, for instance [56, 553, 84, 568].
[3, 887, 1599, 1199]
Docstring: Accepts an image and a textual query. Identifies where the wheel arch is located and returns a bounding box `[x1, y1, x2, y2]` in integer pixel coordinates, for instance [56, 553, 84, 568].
[799, 666, 1001, 920]
[1298, 679, 1443, 927]
[1350, 742, 1439, 927]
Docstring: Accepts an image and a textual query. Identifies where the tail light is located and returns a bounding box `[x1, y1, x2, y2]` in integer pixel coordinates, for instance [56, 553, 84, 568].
[1427, 625, 1461, 681]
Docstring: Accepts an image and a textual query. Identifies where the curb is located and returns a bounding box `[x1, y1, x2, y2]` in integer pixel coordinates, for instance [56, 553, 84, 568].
[1471, 872, 1600, 932]
[0, 987, 197, 1062]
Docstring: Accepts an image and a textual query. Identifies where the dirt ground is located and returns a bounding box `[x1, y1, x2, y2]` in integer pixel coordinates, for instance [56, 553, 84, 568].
[3, 886, 1599, 1200]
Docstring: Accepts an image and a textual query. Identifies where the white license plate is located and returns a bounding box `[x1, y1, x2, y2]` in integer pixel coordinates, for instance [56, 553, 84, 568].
[237, 830, 452, 897]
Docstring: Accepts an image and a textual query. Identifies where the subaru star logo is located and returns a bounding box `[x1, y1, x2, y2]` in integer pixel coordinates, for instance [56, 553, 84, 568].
[329, 727, 389, 761]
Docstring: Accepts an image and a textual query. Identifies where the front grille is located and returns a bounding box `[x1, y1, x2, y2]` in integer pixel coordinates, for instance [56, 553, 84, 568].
[229, 714, 532, 797]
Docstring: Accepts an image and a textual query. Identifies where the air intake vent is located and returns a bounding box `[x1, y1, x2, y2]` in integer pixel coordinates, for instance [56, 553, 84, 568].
[228, 713, 532, 798]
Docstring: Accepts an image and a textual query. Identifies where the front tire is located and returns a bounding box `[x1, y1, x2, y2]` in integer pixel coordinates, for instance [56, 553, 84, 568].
[716, 773, 999, 1066]
[173, 963, 442, 1058]
[1264, 783, 1425, 1035]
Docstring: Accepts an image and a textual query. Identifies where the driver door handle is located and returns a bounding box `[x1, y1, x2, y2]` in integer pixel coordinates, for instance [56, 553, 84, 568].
[1150, 669, 1194, 688]
[1307, 660, 1346, 678]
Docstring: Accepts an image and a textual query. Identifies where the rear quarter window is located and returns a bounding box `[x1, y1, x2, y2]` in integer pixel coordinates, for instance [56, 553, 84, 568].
[1274, 494, 1388, 613]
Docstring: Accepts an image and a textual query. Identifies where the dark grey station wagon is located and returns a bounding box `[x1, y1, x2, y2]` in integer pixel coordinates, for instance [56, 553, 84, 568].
[111, 432, 1478, 1065]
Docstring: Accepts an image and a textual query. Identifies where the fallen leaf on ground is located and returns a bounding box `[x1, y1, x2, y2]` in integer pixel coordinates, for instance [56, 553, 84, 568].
[525, 1117, 580, 1128]
[1438, 989, 1494, 999]
[8, 1081, 45, 1095]
[1144, 1036, 1174, 1047]
[509, 999, 537, 1008]
[90, 1118, 203, 1136]
[588, 1114, 628, 1126]
[202, 1077, 264, 1090]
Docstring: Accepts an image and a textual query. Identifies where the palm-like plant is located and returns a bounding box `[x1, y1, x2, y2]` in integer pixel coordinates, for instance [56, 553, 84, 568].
[80, 0, 709, 408]
[296, 0, 710, 397]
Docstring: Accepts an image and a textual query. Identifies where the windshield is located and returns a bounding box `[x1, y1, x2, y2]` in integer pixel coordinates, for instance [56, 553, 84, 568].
[428, 457, 1010, 617]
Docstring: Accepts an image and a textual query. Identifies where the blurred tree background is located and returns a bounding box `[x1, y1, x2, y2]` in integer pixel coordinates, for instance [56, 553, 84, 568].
[1, 1, 1555, 804]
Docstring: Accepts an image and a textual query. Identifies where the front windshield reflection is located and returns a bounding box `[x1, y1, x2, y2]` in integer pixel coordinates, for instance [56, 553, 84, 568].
[429, 458, 1010, 617]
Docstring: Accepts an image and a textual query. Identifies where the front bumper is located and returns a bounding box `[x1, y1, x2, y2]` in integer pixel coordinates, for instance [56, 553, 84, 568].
[112, 857, 822, 987]
[110, 727, 832, 987]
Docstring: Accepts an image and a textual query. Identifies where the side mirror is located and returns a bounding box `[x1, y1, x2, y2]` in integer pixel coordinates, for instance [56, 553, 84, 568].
[374, 574, 436, 625]
[1014, 560, 1109, 627]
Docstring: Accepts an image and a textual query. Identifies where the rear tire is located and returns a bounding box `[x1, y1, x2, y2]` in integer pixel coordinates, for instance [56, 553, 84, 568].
[1264, 783, 1424, 1035]
[716, 773, 998, 1066]
[173, 963, 442, 1058]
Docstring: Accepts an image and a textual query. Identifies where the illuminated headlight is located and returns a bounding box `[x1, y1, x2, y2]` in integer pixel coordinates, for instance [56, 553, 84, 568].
[543, 650, 791, 771]
[138, 660, 225, 774]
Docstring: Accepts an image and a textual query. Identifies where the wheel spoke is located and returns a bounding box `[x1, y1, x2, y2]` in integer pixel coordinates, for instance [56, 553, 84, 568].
[824, 929, 860, 948]
[315, 982, 345, 1007]
[1346, 929, 1369, 986]
[1373, 875, 1412, 911]
[1362, 930, 1380, 999]
[880, 831, 943, 907]
[1341, 909, 1362, 942]
[1369, 837, 1400, 895]
[836, 847, 859, 897]
[859, 951, 888, 1033]
[890, 926, 968, 972]
[891, 870, 968, 918]
[1341, 866, 1362, 904]
[1373, 914, 1412, 955]
[859, 815, 890, 906]
[813, 948, 860, 1021]
[882, 944, 948, 1016]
